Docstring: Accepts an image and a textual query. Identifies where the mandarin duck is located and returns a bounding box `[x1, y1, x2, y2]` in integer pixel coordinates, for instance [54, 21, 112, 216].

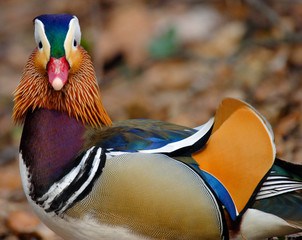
[13, 14, 302, 240]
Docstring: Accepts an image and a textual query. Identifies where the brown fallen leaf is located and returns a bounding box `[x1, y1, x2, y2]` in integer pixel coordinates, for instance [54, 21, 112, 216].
[0, 159, 22, 191]
[98, 2, 154, 68]
[7, 210, 40, 234]
[275, 112, 300, 137]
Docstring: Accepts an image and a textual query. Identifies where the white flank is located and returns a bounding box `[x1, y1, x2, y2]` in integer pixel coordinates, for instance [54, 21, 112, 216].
[232, 208, 300, 240]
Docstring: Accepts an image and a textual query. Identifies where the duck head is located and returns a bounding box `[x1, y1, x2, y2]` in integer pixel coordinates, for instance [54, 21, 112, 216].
[13, 14, 112, 127]
[34, 14, 81, 91]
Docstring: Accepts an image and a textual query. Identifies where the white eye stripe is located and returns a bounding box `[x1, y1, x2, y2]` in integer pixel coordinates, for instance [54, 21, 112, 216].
[64, 16, 81, 59]
[34, 19, 50, 59]
[71, 16, 81, 48]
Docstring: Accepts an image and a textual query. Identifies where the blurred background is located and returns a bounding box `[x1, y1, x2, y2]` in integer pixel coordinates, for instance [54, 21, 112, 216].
[0, 0, 301, 239]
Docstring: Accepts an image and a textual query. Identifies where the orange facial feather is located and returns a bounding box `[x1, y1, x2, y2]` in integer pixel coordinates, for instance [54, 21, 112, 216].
[13, 47, 112, 128]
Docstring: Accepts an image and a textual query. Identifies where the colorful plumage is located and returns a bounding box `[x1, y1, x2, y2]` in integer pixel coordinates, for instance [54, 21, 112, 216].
[13, 14, 302, 240]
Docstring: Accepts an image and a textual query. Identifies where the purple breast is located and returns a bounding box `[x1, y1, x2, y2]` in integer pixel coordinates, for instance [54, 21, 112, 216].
[20, 108, 86, 199]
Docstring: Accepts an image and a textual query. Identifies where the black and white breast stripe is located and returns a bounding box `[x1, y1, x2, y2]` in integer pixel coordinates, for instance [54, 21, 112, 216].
[256, 172, 302, 200]
[35, 146, 106, 215]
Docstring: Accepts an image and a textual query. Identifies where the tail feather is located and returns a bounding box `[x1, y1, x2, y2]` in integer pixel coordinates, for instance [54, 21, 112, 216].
[275, 158, 302, 179]
[253, 159, 302, 228]
[253, 191, 302, 229]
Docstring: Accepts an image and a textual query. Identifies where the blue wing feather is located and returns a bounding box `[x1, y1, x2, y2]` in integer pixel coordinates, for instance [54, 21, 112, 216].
[190, 163, 237, 220]
[85, 119, 197, 152]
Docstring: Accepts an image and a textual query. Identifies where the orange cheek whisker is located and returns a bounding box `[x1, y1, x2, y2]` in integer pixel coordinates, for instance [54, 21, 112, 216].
[13, 47, 112, 128]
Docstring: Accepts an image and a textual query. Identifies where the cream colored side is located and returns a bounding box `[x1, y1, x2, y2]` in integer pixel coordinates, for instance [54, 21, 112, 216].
[19, 153, 142, 240]
[67, 153, 223, 240]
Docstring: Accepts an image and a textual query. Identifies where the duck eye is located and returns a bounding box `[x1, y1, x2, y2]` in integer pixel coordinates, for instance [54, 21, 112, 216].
[73, 39, 77, 47]
[38, 41, 43, 49]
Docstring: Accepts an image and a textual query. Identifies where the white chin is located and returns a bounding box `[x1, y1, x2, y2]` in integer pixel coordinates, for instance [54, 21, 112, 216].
[52, 77, 64, 91]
